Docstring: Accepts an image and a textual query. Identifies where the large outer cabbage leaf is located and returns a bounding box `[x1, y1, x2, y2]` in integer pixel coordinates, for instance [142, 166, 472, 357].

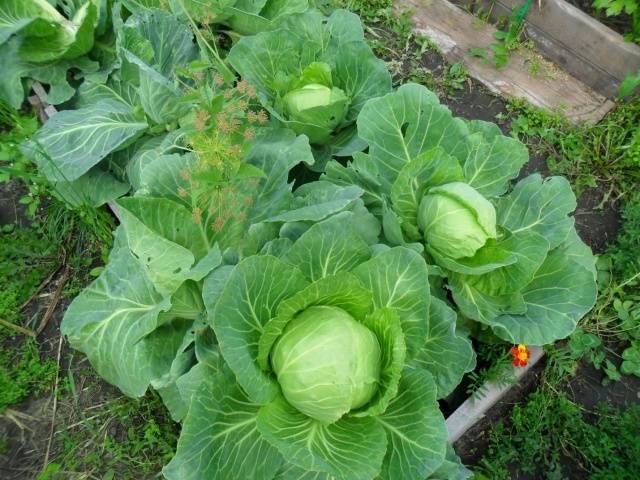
[169, 0, 309, 36]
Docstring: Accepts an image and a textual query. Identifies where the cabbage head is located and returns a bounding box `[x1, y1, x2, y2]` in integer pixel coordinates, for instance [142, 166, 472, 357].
[271, 305, 381, 423]
[324, 83, 598, 346]
[418, 182, 497, 259]
[281, 63, 351, 144]
[163, 212, 474, 480]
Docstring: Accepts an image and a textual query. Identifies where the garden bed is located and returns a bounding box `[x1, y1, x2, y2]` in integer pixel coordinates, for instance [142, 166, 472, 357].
[1, 1, 639, 479]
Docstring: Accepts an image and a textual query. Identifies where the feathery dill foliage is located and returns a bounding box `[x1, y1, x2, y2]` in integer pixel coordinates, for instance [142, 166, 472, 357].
[175, 68, 268, 238]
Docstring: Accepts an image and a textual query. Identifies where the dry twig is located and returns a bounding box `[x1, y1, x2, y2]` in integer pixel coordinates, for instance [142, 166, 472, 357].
[35, 266, 69, 336]
[42, 336, 63, 472]
[0, 318, 35, 337]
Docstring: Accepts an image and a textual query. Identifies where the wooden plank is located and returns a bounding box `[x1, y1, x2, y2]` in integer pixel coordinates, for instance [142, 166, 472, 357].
[397, 0, 614, 124]
[457, 0, 640, 99]
[30, 81, 58, 121]
[446, 346, 545, 443]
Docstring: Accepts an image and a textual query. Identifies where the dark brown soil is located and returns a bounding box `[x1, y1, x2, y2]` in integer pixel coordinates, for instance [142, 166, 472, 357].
[567, 346, 640, 411]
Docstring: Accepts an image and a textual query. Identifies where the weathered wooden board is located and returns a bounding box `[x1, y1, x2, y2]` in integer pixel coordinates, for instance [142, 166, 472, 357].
[446, 346, 545, 443]
[456, 0, 640, 99]
[397, 0, 614, 124]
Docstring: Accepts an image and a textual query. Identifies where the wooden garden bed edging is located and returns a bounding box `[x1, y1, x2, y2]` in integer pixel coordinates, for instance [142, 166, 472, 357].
[446, 346, 545, 442]
[456, 0, 640, 99]
[396, 0, 615, 124]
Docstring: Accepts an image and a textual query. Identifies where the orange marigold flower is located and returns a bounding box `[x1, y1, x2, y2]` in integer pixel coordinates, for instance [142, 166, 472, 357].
[510, 344, 530, 367]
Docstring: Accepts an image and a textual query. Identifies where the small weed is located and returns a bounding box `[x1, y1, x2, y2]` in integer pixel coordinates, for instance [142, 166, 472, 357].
[592, 0, 640, 43]
[466, 343, 518, 399]
[476, 391, 640, 479]
[47, 392, 180, 478]
[442, 62, 469, 96]
[505, 97, 640, 199]
[0, 338, 58, 412]
[0, 104, 46, 219]
[468, 0, 533, 69]
[619, 68, 640, 98]
[0, 435, 9, 454]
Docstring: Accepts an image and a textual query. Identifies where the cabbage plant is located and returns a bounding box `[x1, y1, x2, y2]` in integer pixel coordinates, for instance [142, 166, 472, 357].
[21, 6, 200, 207]
[324, 84, 598, 345]
[164, 211, 474, 479]
[227, 8, 391, 166]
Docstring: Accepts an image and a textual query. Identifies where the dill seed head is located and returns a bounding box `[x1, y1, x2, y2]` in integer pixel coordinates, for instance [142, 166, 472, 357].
[243, 128, 255, 141]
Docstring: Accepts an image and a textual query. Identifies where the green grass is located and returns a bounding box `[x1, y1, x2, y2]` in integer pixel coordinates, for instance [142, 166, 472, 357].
[608, 190, 640, 279]
[504, 98, 640, 200]
[476, 391, 640, 479]
[0, 226, 60, 326]
[0, 338, 58, 413]
[43, 391, 180, 479]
